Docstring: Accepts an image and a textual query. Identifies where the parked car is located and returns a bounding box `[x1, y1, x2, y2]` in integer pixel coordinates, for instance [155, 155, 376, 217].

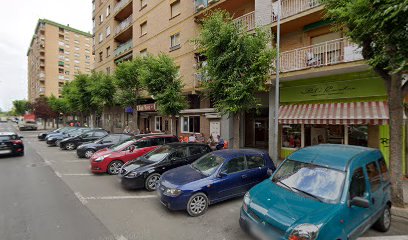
[119, 143, 212, 191]
[38, 127, 74, 141]
[77, 133, 133, 158]
[46, 128, 89, 146]
[59, 129, 108, 150]
[240, 144, 392, 240]
[18, 119, 38, 131]
[0, 117, 7, 122]
[157, 149, 276, 217]
[90, 135, 179, 175]
[0, 132, 24, 156]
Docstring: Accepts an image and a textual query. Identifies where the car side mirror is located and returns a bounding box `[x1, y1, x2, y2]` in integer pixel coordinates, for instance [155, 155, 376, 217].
[170, 157, 177, 162]
[267, 168, 273, 177]
[19, 136, 24, 139]
[350, 196, 369, 208]
[218, 172, 228, 178]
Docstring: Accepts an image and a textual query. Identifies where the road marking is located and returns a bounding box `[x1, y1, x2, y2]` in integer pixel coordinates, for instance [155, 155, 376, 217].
[358, 237, 408, 240]
[62, 173, 94, 176]
[82, 195, 157, 200]
[116, 236, 128, 240]
[54, 171, 62, 178]
[74, 192, 88, 205]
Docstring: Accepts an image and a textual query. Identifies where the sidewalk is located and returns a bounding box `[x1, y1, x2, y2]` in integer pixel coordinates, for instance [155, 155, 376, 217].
[392, 179, 408, 219]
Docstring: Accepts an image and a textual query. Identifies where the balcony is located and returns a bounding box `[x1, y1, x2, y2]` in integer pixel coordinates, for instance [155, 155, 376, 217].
[233, 11, 255, 31]
[38, 72, 45, 81]
[114, 0, 133, 21]
[272, 0, 321, 22]
[115, 14, 133, 42]
[114, 39, 133, 58]
[278, 38, 364, 73]
[39, 87, 45, 94]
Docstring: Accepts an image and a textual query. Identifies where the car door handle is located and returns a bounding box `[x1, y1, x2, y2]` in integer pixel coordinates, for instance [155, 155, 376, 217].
[241, 175, 247, 179]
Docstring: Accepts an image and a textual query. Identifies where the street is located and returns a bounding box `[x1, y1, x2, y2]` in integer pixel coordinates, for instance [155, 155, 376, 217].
[1, 121, 408, 240]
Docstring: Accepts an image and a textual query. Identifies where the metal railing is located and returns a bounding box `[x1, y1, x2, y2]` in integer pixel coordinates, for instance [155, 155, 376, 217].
[233, 12, 255, 31]
[272, 0, 321, 22]
[38, 72, 45, 79]
[278, 38, 364, 73]
[115, 14, 133, 36]
[114, 0, 132, 14]
[114, 39, 133, 57]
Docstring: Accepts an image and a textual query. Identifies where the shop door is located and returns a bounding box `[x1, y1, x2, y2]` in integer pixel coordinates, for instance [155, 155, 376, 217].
[254, 119, 268, 149]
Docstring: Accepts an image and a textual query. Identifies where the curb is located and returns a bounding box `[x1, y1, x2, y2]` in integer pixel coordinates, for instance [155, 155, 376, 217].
[392, 207, 408, 220]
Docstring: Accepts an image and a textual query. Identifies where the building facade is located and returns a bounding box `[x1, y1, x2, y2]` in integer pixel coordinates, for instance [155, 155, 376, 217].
[27, 19, 94, 102]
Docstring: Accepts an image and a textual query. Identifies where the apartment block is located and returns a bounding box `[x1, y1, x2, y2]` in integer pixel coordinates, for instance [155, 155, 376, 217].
[27, 19, 94, 102]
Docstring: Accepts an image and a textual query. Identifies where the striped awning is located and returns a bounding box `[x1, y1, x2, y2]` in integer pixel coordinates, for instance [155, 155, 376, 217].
[279, 101, 389, 125]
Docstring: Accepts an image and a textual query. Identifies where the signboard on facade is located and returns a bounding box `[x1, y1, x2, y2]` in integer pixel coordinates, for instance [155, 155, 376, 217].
[280, 77, 386, 103]
[136, 103, 156, 112]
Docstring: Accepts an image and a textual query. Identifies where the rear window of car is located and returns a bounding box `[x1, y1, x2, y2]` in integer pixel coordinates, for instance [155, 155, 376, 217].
[165, 137, 179, 143]
[189, 146, 208, 155]
[378, 158, 390, 182]
[366, 162, 381, 192]
[0, 135, 17, 141]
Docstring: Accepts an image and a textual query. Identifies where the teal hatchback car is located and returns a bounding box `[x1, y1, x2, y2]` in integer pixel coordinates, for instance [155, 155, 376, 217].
[240, 144, 391, 240]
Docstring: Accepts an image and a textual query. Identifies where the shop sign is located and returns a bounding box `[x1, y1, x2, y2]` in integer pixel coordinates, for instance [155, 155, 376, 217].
[136, 103, 156, 112]
[281, 78, 386, 103]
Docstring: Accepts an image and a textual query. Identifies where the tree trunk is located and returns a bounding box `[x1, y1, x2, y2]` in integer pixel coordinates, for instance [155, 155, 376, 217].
[233, 113, 240, 149]
[388, 73, 405, 207]
[43, 119, 47, 130]
[51, 119, 55, 129]
[170, 115, 176, 135]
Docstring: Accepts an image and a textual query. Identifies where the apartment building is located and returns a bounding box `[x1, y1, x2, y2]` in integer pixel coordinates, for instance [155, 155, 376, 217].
[93, 0, 400, 170]
[27, 19, 94, 102]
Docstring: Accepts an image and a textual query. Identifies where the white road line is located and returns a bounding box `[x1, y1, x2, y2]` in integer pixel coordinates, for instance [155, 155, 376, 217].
[83, 195, 157, 200]
[74, 192, 88, 205]
[358, 236, 408, 240]
[62, 173, 94, 176]
[116, 235, 128, 240]
[54, 171, 62, 178]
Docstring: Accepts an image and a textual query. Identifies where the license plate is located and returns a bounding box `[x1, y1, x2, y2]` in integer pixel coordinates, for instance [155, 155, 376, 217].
[250, 223, 269, 240]
[0, 150, 11, 154]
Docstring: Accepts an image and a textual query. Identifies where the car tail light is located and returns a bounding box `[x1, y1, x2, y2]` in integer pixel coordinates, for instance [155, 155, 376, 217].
[12, 140, 23, 145]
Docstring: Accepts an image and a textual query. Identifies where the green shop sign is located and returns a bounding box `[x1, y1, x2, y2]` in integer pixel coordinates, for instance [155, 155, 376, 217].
[280, 73, 386, 103]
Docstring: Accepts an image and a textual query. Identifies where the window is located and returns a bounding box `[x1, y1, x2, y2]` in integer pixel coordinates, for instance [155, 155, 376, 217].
[170, 33, 181, 50]
[348, 125, 368, 147]
[189, 146, 207, 156]
[366, 162, 381, 192]
[106, 5, 110, 16]
[86, 55, 90, 60]
[140, 0, 147, 9]
[170, 0, 180, 18]
[155, 116, 162, 131]
[102, 135, 121, 144]
[349, 168, 366, 199]
[282, 124, 301, 148]
[247, 155, 265, 169]
[59, 27, 64, 33]
[99, 14, 104, 24]
[106, 67, 111, 75]
[378, 158, 390, 182]
[106, 26, 111, 37]
[58, 41, 65, 46]
[58, 61, 64, 67]
[74, 53, 80, 58]
[135, 140, 152, 148]
[106, 46, 111, 57]
[99, 52, 103, 62]
[74, 40, 79, 44]
[93, 19, 96, 29]
[165, 137, 179, 144]
[182, 116, 200, 133]
[93, 131, 107, 138]
[99, 33, 103, 43]
[58, 68, 64, 74]
[65, 71, 70, 75]
[222, 157, 246, 174]
[75, 47, 80, 51]
[74, 60, 80, 64]
[140, 48, 147, 57]
[170, 148, 188, 159]
[140, 21, 147, 36]
[150, 138, 165, 146]
[59, 48, 64, 54]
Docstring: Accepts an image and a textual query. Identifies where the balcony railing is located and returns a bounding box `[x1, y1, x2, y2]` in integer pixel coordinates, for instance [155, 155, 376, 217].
[233, 12, 255, 31]
[39, 88, 45, 93]
[114, 0, 132, 14]
[115, 14, 133, 36]
[272, 0, 321, 22]
[278, 38, 364, 73]
[38, 72, 45, 80]
[114, 40, 133, 57]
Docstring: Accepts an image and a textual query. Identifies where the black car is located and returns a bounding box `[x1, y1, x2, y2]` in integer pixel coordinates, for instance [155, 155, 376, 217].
[46, 128, 89, 146]
[119, 143, 212, 191]
[59, 129, 109, 150]
[76, 133, 133, 158]
[38, 127, 75, 140]
[0, 132, 24, 156]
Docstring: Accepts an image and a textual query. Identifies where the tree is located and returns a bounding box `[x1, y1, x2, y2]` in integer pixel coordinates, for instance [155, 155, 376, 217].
[48, 95, 70, 128]
[114, 58, 144, 107]
[140, 54, 188, 134]
[12, 100, 30, 116]
[322, 0, 408, 207]
[32, 97, 57, 130]
[194, 10, 275, 148]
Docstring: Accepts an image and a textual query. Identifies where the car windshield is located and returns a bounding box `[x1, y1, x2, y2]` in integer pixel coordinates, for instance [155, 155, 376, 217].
[272, 159, 345, 204]
[143, 146, 172, 162]
[191, 153, 224, 176]
[0, 135, 17, 141]
[109, 140, 134, 151]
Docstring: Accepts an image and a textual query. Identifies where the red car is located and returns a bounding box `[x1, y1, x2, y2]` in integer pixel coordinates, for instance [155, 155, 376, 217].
[90, 135, 179, 174]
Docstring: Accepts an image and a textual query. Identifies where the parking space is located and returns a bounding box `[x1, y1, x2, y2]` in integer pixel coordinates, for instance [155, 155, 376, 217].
[12, 125, 408, 240]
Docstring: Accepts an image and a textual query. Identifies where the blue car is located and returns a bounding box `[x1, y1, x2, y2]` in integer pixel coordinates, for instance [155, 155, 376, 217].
[240, 144, 391, 240]
[157, 149, 276, 217]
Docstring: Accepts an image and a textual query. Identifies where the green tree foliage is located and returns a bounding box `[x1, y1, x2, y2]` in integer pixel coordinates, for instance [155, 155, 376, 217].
[321, 0, 408, 206]
[12, 100, 30, 116]
[61, 74, 93, 117]
[114, 58, 144, 107]
[194, 10, 275, 148]
[48, 95, 70, 115]
[88, 72, 116, 112]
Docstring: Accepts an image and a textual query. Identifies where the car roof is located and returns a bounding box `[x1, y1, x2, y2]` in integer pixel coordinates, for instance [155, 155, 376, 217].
[212, 149, 268, 159]
[166, 142, 208, 147]
[141, 134, 176, 139]
[0, 132, 17, 136]
[288, 144, 380, 171]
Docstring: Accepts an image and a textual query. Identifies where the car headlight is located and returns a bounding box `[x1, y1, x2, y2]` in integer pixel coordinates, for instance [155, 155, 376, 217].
[288, 224, 320, 240]
[243, 192, 250, 212]
[164, 188, 182, 197]
[95, 154, 110, 162]
[125, 171, 142, 178]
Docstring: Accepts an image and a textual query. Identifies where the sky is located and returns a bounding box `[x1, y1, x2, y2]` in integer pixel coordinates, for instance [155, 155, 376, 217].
[0, 0, 92, 112]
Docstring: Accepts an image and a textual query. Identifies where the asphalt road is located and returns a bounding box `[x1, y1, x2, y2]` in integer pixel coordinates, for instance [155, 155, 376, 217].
[0, 121, 407, 240]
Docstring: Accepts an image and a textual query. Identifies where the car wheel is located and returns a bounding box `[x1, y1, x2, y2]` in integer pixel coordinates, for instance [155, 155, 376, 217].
[373, 205, 391, 232]
[84, 149, 95, 158]
[107, 160, 123, 175]
[145, 173, 161, 191]
[55, 140, 61, 147]
[65, 143, 76, 151]
[187, 193, 209, 217]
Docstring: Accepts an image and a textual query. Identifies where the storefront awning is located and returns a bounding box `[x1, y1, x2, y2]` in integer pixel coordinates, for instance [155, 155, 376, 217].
[279, 101, 390, 125]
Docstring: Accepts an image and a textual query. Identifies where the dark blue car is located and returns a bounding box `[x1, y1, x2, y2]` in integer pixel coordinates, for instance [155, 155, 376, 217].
[157, 149, 276, 217]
